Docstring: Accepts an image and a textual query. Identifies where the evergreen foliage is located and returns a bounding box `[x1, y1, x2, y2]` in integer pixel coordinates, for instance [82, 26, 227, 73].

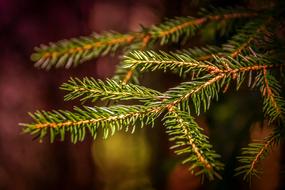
[164, 107, 224, 180]
[61, 77, 162, 102]
[22, 105, 161, 143]
[22, 0, 285, 183]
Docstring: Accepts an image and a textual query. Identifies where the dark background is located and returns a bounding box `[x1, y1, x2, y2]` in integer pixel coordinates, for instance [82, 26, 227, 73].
[0, 0, 282, 189]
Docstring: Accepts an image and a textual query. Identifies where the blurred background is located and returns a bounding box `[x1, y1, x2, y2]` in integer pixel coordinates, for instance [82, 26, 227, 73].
[0, 0, 283, 189]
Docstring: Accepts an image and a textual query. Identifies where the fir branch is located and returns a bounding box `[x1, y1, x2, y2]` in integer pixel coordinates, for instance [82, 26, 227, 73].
[33, 32, 135, 70]
[113, 8, 257, 83]
[123, 50, 282, 87]
[122, 67, 137, 84]
[161, 74, 224, 115]
[21, 105, 162, 143]
[206, 55, 283, 90]
[32, 8, 257, 70]
[260, 69, 285, 123]
[113, 62, 140, 84]
[151, 8, 257, 45]
[112, 35, 148, 84]
[210, 55, 276, 72]
[23, 73, 226, 143]
[223, 17, 273, 58]
[236, 127, 281, 181]
[61, 77, 162, 102]
[164, 107, 223, 180]
[23, 73, 227, 144]
[149, 16, 204, 45]
[123, 50, 221, 76]
[148, 54, 283, 114]
[21, 2, 285, 183]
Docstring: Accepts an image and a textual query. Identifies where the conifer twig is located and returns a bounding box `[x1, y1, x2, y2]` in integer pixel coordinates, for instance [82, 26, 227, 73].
[32, 9, 257, 70]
